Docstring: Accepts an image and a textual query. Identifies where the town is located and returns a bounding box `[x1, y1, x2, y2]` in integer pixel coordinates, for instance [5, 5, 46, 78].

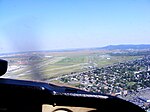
[59, 55, 150, 110]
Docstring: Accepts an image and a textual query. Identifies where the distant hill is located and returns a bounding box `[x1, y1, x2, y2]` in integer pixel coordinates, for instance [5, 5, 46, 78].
[100, 44, 150, 50]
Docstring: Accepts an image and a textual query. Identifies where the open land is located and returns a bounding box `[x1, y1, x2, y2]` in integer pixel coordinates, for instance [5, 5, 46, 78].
[0, 48, 150, 111]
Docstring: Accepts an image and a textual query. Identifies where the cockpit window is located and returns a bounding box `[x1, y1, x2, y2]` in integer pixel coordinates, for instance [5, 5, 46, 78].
[0, 0, 150, 111]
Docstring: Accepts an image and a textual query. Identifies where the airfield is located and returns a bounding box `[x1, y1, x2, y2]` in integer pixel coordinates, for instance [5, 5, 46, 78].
[1, 49, 140, 82]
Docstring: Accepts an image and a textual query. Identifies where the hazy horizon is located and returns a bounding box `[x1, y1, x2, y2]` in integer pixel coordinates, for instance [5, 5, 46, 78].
[0, 44, 149, 55]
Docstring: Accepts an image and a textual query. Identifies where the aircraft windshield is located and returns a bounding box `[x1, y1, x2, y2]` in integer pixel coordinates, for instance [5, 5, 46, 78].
[0, 0, 150, 111]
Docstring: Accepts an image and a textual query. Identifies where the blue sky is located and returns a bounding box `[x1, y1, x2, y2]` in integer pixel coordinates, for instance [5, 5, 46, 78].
[0, 0, 150, 53]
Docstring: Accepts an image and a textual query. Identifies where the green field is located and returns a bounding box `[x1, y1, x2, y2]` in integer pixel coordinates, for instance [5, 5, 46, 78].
[3, 51, 141, 81]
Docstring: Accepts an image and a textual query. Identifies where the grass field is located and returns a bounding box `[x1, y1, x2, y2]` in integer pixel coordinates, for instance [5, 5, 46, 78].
[3, 50, 141, 81]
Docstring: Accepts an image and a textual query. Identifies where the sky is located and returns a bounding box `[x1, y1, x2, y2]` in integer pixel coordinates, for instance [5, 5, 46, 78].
[0, 0, 150, 53]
